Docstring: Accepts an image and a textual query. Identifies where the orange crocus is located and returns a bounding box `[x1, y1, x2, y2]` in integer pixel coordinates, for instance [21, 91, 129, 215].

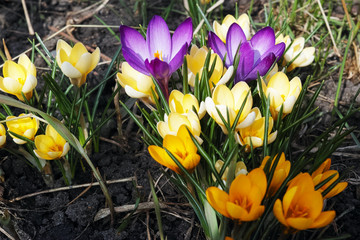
[273, 173, 335, 231]
[206, 168, 267, 222]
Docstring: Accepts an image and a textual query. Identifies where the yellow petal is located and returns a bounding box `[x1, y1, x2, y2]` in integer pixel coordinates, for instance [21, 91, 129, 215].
[213, 85, 234, 108]
[248, 168, 267, 198]
[2, 77, 22, 94]
[148, 145, 180, 173]
[69, 42, 88, 65]
[206, 186, 230, 218]
[310, 211, 335, 229]
[74, 52, 92, 75]
[273, 199, 288, 226]
[3, 61, 26, 82]
[18, 54, 36, 77]
[287, 217, 313, 230]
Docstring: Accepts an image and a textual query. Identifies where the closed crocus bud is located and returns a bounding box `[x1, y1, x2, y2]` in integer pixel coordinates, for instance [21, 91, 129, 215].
[205, 82, 256, 134]
[148, 125, 200, 174]
[169, 90, 205, 119]
[56, 39, 100, 87]
[282, 37, 315, 71]
[0, 54, 37, 101]
[212, 159, 248, 183]
[206, 168, 267, 221]
[312, 158, 348, 199]
[0, 123, 6, 148]
[213, 14, 251, 42]
[235, 107, 277, 151]
[6, 114, 39, 144]
[273, 173, 335, 231]
[117, 62, 157, 104]
[260, 72, 302, 120]
[260, 153, 291, 197]
[34, 124, 70, 160]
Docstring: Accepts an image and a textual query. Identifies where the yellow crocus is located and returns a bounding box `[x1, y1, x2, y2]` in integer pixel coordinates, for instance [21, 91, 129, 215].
[206, 168, 267, 221]
[6, 114, 39, 144]
[56, 39, 100, 87]
[312, 158, 348, 199]
[273, 173, 335, 231]
[261, 72, 302, 120]
[213, 14, 251, 42]
[0, 123, 6, 148]
[236, 108, 277, 151]
[169, 90, 205, 118]
[117, 62, 157, 105]
[148, 125, 200, 174]
[34, 124, 70, 160]
[213, 159, 248, 183]
[186, 45, 233, 88]
[0, 54, 37, 101]
[157, 111, 202, 143]
[205, 82, 255, 134]
[260, 153, 291, 197]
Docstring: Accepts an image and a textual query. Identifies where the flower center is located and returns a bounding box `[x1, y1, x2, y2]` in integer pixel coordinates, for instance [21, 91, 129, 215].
[288, 204, 309, 218]
[154, 50, 163, 61]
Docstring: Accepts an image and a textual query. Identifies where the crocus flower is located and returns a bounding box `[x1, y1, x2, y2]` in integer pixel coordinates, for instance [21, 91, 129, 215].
[56, 39, 100, 87]
[260, 72, 302, 120]
[0, 54, 37, 101]
[235, 107, 277, 151]
[205, 82, 255, 134]
[6, 114, 39, 144]
[120, 15, 193, 98]
[34, 124, 70, 160]
[213, 14, 251, 42]
[259, 153, 291, 197]
[169, 90, 205, 118]
[148, 125, 200, 174]
[0, 123, 6, 148]
[312, 158, 348, 199]
[208, 24, 285, 83]
[212, 159, 248, 183]
[157, 111, 202, 144]
[117, 62, 157, 104]
[206, 168, 267, 221]
[186, 45, 233, 88]
[273, 173, 335, 231]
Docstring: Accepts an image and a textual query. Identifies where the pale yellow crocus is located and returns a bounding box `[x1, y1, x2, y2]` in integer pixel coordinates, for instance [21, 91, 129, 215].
[6, 114, 39, 144]
[169, 90, 205, 119]
[212, 159, 248, 184]
[205, 82, 255, 134]
[236, 108, 277, 151]
[117, 62, 157, 104]
[260, 72, 302, 120]
[0, 54, 37, 101]
[56, 39, 100, 87]
[34, 124, 70, 160]
[186, 45, 233, 88]
[213, 14, 251, 42]
[0, 123, 6, 148]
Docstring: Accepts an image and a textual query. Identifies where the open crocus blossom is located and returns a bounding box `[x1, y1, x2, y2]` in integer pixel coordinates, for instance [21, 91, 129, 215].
[56, 39, 100, 87]
[0, 123, 6, 148]
[148, 125, 200, 174]
[206, 168, 267, 222]
[6, 114, 39, 144]
[260, 153, 291, 197]
[235, 107, 277, 151]
[205, 82, 255, 134]
[260, 72, 302, 120]
[169, 90, 205, 119]
[117, 62, 157, 104]
[273, 173, 335, 231]
[120, 15, 192, 98]
[208, 24, 285, 83]
[213, 14, 251, 42]
[34, 124, 70, 160]
[312, 158, 348, 199]
[0, 54, 37, 101]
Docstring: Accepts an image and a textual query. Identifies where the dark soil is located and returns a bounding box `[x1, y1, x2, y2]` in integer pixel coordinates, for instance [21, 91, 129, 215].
[0, 0, 359, 240]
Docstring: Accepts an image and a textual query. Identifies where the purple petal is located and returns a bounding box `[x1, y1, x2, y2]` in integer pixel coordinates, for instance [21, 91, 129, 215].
[147, 16, 171, 62]
[171, 18, 193, 60]
[243, 53, 276, 81]
[169, 43, 188, 73]
[208, 31, 230, 66]
[122, 46, 149, 75]
[262, 42, 285, 60]
[145, 58, 171, 98]
[226, 23, 247, 64]
[236, 42, 254, 83]
[250, 27, 276, 55]
[120, 25, 149, 60]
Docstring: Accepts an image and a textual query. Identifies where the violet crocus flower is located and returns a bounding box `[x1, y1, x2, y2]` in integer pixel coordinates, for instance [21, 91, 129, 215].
[120, 16, 193, 98]
[208, 23, 285, 83]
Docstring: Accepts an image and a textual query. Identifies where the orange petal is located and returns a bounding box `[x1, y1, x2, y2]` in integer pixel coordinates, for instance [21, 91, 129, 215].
[206, 187, 230, 218]
[287, 217, 313, 230]
[310, 211, 335, 229]
[273, 199, 287, 227]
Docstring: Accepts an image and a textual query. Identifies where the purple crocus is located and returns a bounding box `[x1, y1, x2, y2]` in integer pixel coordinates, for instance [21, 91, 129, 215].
[120, 16, 193, 98]
[208, 23, 285, 83]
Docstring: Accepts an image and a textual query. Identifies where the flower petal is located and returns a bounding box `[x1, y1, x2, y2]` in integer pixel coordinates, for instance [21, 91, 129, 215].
[250, 27, 275, 55]
[22, 74, 37, 93]
[226, 23, 246, 64]
[120, 25, 148, 60]
[147, 15, 171, 61]
[169, 43, 188, 73]
[243, 53, 276, 81]
[171, 18, 192, 60]
[122, 46, 149, 75]
[206, 186, 230, 218]
[208, 32, 229, 66]
[310, 211, 335, 229]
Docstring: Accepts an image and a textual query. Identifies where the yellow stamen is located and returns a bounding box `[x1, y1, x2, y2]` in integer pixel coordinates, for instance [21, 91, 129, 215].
[154, 50, 163, 61]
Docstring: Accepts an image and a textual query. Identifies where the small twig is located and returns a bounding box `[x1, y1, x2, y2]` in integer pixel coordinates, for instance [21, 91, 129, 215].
[9, 177, 135, 203]
[0, 225, 16, 240]
[2, 39, 12, 61]
[21, 0, 34, 35]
